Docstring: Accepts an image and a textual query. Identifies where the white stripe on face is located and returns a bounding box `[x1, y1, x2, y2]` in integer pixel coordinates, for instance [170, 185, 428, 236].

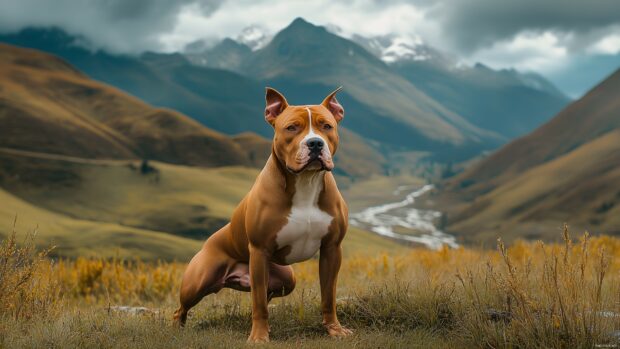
[297, 107, 332, 164]
[302, 107, 326, 144]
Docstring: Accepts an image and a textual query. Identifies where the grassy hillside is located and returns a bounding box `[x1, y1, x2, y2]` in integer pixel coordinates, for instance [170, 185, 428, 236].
[1, 179, 397, 261]
[0, 187, 203, 261]
[433, 68, 620, 244]
[0, 28, 272, 137]
[0, 148, 258, 240]
[0, 43, 258, 168]
[447, 129, 620, 243]
[447, 68, 620, 198]
[0, 147, 404, 259]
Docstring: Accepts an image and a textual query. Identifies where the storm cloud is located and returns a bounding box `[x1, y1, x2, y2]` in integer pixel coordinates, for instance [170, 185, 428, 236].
[1, 0, 619, 56]
[0, 0, 223, 53]
[0, 0, 618, 95]
[427, 0, 620, 53]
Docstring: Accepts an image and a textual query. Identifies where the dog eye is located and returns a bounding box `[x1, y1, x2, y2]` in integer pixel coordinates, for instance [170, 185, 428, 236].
[286, 125, 297, 132]
[323, 124, 333, 130]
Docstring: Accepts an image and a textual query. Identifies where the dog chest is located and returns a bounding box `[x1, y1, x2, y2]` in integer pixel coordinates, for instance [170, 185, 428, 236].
[275, 173, 333, 264]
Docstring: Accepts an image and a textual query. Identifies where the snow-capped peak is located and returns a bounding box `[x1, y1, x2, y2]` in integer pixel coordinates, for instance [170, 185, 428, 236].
[352, 34, 438, 63]
[382, 36, 430, 63]
[236, 25, 271, 51]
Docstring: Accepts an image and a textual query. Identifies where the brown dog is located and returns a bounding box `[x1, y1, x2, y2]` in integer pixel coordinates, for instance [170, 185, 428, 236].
[173, 87, 351, 343]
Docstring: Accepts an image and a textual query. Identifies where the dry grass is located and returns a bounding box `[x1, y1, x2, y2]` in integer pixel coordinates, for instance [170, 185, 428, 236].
[0, 223, 59, 321]
[1, 225, 619, 348]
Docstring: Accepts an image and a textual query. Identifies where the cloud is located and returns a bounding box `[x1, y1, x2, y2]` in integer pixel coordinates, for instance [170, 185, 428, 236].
[2, 0, 619, 58]
[131, 0, 620, 76]
[0, 0, 223, 53]
[0, 0, 617, 82]
[465, 31, 569, 72]
[588, 32, 620, 55]
[159, 0, 440, 52]
[427, 0, 620, 53]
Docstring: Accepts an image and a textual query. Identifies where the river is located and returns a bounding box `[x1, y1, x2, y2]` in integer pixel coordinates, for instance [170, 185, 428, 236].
[349, 184, 458, 249]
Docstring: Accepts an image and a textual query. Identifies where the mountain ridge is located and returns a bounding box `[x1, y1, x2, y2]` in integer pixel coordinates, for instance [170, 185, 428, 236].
[241, 18, 503, 158]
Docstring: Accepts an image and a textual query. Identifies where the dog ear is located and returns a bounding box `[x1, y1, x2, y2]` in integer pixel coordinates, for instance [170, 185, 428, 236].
[265, 87, 288, 126]
[321, 86, 344, 122]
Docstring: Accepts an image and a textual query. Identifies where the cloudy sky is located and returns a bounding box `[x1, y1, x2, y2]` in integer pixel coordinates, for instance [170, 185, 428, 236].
[1, 0, 619, 97]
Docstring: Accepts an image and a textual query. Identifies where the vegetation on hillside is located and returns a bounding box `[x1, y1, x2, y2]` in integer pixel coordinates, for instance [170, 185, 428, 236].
[1, 226, 618, 348]
[436, 68, 620, 243]
[0, 43, 259, 168]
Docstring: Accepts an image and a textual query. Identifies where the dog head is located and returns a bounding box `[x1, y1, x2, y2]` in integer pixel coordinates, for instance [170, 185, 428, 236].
[265, 87, 344, 174]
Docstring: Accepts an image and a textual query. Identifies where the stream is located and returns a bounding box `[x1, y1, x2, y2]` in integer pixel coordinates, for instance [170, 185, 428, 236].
[349, 184, 459, 249]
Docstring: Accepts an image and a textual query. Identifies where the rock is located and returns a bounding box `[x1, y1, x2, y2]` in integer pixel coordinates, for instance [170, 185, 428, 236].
[109, 306, 159, 316]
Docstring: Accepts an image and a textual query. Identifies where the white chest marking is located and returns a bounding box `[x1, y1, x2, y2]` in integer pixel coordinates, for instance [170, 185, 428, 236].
[275, 172, 333, 264]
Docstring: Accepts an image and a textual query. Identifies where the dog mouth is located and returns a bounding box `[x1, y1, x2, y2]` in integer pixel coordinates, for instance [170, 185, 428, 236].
[287, 155, 332, 174]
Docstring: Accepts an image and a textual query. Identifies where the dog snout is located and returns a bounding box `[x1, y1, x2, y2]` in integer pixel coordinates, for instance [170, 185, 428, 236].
[306, 138, 324, 153]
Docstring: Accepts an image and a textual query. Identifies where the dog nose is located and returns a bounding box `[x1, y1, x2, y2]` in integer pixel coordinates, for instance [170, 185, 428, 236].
[306, 138, 324, 153]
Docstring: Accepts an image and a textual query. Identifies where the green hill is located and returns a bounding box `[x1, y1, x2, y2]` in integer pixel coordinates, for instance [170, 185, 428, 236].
[0, 185, 204, 261]
[0, 151, 398, 260]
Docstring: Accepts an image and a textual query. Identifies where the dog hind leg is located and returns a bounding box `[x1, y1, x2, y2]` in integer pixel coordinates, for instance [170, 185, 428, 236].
[173, 247, 230, 326]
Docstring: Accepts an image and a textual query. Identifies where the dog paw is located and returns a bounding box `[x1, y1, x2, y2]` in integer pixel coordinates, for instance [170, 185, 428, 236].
[172, 310, 186, 328]
[247, 330, 270, 343]
[324, 322, 353, 338]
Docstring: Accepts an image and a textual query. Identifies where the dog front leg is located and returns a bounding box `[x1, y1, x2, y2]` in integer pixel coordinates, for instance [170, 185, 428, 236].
[248, 244, 270, 343]
[319, 244, 353, 337]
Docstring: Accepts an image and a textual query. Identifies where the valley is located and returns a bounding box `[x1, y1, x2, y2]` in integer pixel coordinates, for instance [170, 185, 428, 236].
[1, 17, 618, 258]
[0, 147, 404, 260]
[350, 184, 458, 249]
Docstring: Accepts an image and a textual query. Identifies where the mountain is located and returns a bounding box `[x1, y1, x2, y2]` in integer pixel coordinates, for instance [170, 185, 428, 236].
[184, 21, 566, 151]
[183, 24, 269, 70]
[351, 34, 444, 64]
[241, 18, 502, 159]
[393, 61, 570, 138]
[0, 28, 387, 178]
[0, 43, 255, 167]
[185, 38, 252, 71]
[0, 19, 570, 163]
[433, 68, 620, 243]
[350, 33, 569, 139]
[0, 27, 271, 137]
